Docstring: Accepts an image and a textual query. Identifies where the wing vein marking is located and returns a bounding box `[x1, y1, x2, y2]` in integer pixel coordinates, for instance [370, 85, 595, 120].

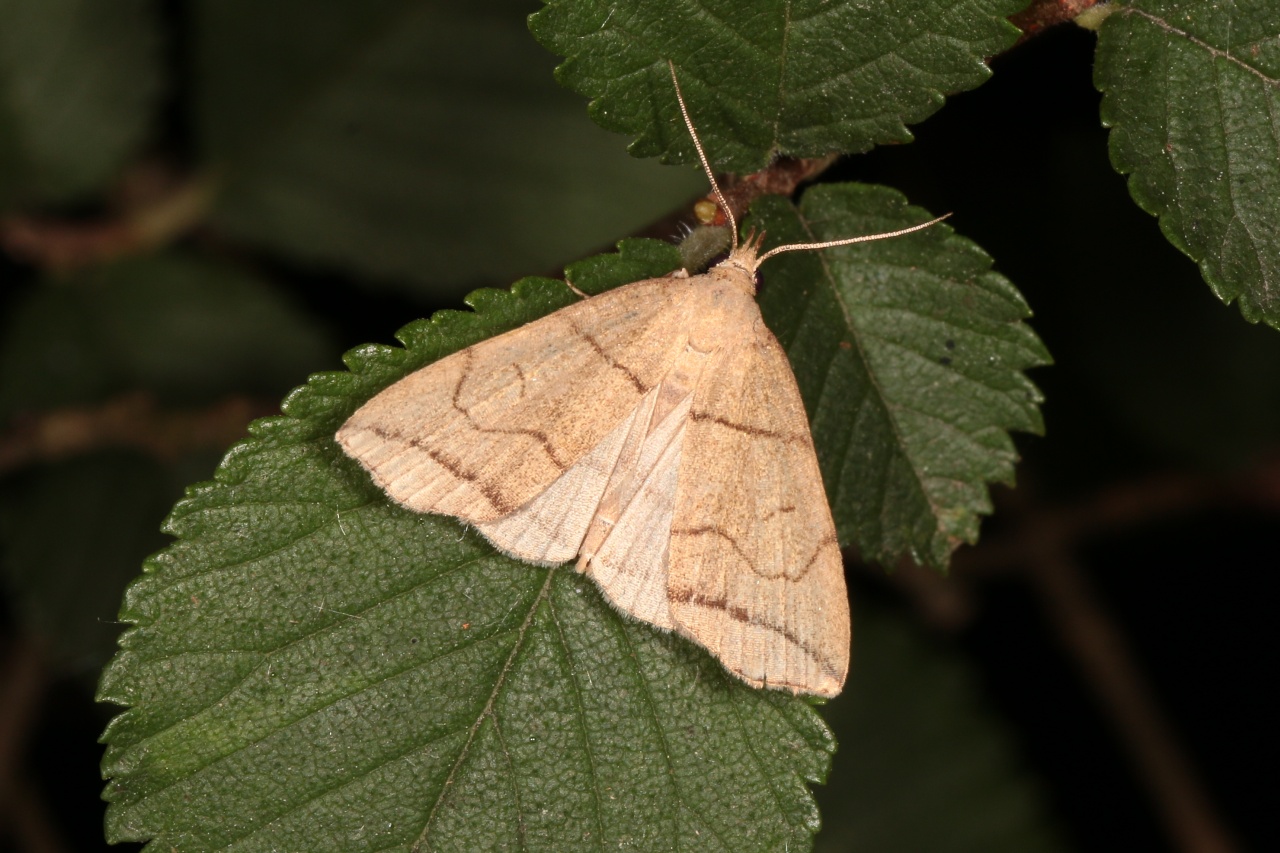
[687, 409, 807, 443]
[567, 315, 650, 393]
[412, 442, 515, 516]
[670, 522, 833, 583]
[759, 504, 798, 523]
[447, 349, 572, 471]
[670, 524, 759, 576]
[666, 587, 843, 681]
[795, 532, 841, 582]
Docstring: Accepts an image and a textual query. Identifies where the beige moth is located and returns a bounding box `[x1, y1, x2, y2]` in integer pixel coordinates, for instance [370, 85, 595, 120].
[337, 63, 946, 697]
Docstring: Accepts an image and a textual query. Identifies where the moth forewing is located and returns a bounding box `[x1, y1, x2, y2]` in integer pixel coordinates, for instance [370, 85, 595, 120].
[667, 300, 849, 696]
[336, 275, 686, 526]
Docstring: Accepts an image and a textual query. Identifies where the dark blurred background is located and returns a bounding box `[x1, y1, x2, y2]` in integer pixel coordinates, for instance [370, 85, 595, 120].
[1, 2, 1276, 851]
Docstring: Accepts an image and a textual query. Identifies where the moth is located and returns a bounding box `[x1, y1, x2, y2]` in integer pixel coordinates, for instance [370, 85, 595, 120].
[337, 63, 945, 697]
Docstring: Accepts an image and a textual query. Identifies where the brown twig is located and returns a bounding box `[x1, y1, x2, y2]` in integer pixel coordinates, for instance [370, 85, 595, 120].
[0, 640, 68, 853]
[0, 167, 213, 274]
[933, 460, 1280, 853]
[1010, 0, 1107, 43]
[879, 557, 975, 631]
[1029, 548, 1238, 853]
[2, 774, 67, 853]
[0, 392, 275, 474]
[694, 155, 840, 230]
[957, 459, 1280, 577]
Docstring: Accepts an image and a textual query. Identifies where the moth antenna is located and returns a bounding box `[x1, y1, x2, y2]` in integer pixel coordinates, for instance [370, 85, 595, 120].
[756, 213, 952, 267]
[668, 60, 738, 253]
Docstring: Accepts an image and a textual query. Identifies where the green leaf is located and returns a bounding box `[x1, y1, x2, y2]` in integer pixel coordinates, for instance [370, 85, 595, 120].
[0, 252, 331, 671]
[0, 253, 334, 417]
[100, 184, 1047, 845]
[749, 185, 1048, 567]
[0, 0, 161, 207]
[194, 0, 704, 297]
[815, 601, 1067, 853]
[530, 0, 1026, 173]
[99, 239, 835, 852]
[1094, 0, 1280, 328]
[0, 453, 174, 670]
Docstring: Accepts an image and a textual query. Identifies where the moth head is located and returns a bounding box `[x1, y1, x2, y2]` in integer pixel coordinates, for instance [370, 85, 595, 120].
[725, 230, 767, 274]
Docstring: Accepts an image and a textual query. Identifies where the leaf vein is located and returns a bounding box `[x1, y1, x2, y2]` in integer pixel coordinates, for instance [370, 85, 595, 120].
[1128, 7, 1279, 86]
[411, 567, 559, 852]
[614, 626, 731, 850]
[546, 591, 608, 851]
[728, 698, 791, 837]
[490, 712, 530, 853]
[119, 619, 517, 814]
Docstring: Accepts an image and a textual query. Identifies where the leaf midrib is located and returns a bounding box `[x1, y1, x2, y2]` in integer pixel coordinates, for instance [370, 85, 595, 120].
[1127, 7, 1280, 85]
[788, 211, 938, 526]
[412, 565, 558, 852]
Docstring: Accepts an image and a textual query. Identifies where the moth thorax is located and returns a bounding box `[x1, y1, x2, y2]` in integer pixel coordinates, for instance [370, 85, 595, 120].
[714, 246, 762, 296]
